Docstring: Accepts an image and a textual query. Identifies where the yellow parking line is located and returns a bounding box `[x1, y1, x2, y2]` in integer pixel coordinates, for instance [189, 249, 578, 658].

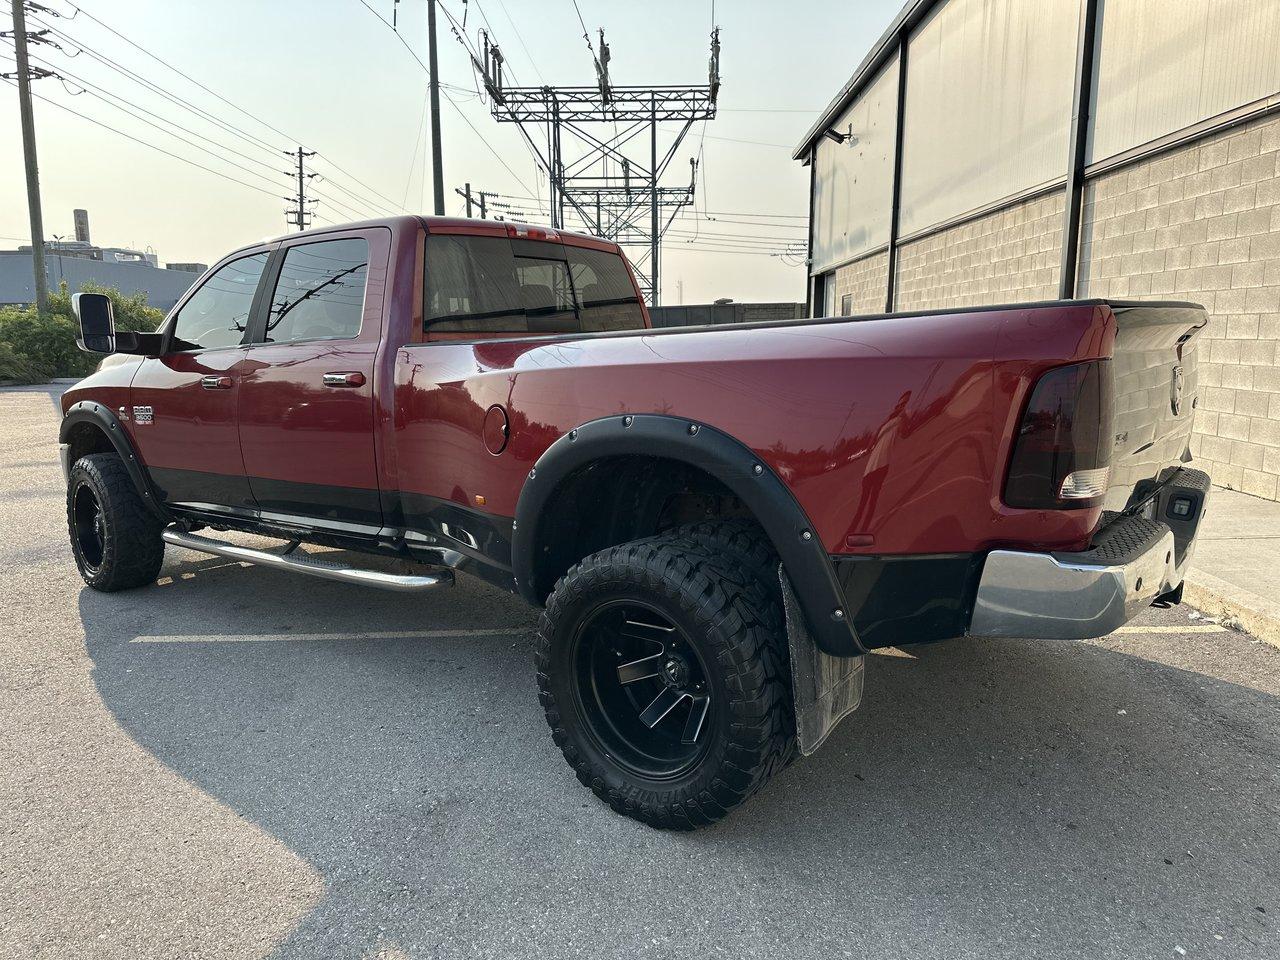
[1111, 624, 1226, 635]
[132, 628, 523, 643]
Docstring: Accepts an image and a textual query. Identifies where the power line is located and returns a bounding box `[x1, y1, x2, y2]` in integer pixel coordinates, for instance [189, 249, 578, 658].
[357, 0, 541, 198]
[46, 4, 412, 215]
[0, 76, 282, 200]
[3, 45, 291, 192]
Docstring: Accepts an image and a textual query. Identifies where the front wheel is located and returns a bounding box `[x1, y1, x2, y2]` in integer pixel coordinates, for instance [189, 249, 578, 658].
[67, 453, 165, 591]
[534, 534, 795, 829]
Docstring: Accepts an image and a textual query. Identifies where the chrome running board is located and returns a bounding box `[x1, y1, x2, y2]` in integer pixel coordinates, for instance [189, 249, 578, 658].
[162, 528, 453, 593]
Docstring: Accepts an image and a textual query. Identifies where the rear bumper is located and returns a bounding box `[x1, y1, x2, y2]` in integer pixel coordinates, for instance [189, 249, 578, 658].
[969, 468, 1210, 640]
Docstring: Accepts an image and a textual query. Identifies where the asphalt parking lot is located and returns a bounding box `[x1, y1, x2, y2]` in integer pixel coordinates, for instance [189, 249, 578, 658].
[2, 383, 1278, 959]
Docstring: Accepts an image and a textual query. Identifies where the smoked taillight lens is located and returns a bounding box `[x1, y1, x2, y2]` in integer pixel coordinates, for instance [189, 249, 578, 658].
[1004, 360, 1114, 510]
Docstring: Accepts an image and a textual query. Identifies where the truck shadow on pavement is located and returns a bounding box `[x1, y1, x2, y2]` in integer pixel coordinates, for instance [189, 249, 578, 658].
[79, 555, 1279, 959]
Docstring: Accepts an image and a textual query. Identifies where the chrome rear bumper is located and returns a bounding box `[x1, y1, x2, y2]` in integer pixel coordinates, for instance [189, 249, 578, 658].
[969, 468, 1210, 640]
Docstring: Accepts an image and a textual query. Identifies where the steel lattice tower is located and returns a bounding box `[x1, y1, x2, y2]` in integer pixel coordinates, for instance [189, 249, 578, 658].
[475, 28, 720, 304]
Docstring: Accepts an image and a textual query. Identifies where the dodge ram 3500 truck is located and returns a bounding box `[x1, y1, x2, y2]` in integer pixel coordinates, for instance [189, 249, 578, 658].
[61, 216, 1210, 829]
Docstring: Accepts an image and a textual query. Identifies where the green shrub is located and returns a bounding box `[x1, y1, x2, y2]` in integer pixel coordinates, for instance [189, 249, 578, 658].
[0, 282, 164, 383]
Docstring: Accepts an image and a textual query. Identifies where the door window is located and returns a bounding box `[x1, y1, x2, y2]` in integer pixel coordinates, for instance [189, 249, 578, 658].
[263, 238, 369, 344]
[170, 252, 268, 350]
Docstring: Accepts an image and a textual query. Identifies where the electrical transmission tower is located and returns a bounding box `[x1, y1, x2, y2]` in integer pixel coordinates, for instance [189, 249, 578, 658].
[284, 147, 317, 231]
[471, 24, 721, 304]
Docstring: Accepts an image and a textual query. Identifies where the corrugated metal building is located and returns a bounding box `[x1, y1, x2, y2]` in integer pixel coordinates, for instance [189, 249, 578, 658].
[796, 0, 1280, 501]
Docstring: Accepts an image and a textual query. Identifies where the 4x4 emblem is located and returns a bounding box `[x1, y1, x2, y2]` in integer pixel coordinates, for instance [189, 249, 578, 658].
[1170, 365, 1185, 416]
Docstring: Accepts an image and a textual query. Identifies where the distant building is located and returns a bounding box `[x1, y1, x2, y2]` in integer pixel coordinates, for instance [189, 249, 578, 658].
[0, 252, 196, 312]
[2, 208, 197, 311]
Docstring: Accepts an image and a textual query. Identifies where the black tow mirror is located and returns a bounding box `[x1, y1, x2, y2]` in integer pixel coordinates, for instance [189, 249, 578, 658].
[73, 292, 116, 353]
[72, 291, 165, 356]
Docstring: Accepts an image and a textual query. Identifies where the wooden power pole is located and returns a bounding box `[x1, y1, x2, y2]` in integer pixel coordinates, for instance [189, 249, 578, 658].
[427, 0, 445, 215]
[10, 0, 49, 313]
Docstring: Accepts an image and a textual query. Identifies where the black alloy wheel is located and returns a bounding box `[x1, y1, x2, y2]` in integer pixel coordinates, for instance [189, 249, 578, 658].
[535, 532, 796, 829]
[66, 453, 165, 591]
[573, 600, 715, 779]
[72, 481, 107, 572]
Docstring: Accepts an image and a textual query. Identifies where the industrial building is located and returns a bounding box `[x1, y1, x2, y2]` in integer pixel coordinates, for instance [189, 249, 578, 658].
[0, 209, 198, 311]
[796, 0, 1280, 502]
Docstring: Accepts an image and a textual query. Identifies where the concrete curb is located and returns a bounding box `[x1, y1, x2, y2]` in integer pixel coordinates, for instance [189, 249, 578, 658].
[1184, 566, 1280, 650]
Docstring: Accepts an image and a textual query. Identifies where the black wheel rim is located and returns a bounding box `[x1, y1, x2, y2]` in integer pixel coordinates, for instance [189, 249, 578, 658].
[571, 600, 715, 780]
[72, 482, 106, 571]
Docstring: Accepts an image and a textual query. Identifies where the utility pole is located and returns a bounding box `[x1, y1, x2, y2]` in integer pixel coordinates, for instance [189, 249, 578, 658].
[454, 184, 493, 219]
[10, 0, 48, 313]
[426, 0, 445, 215]
[283, 148, 316, 231]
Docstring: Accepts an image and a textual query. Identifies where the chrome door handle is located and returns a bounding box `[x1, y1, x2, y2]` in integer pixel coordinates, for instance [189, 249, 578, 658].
[201, 375, 233, 390]
[323, 371, 366, 388]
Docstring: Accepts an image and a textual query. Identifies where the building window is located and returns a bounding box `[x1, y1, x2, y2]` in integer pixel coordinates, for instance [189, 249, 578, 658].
[840, 293, 853, 317]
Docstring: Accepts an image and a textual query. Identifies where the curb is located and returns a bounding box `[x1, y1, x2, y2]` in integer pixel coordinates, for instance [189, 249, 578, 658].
[1184, 566, 1280, 650]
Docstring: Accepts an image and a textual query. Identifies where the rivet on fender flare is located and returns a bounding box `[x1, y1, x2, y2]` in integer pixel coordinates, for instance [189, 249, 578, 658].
[688, 423, 699, 435]
[528, 469, 536, 480]
[832, 608, 845, 620]
[569, 430, 577, 441]
[623, 415, 633, 427]
[752, 463, 763, 476]
[801, 530, 812, 541]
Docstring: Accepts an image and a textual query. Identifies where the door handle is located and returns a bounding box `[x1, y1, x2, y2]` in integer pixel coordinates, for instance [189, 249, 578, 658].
[323, 371, 366, 388]
[201, 375, 233, 390]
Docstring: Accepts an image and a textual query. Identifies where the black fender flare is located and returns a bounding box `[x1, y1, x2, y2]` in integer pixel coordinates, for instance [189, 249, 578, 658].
[59, 401, 171, 522]
[511, 413, 864, 656]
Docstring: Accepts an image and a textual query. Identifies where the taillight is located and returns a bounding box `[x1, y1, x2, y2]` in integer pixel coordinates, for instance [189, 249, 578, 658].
[1004, 360, 1114, 510]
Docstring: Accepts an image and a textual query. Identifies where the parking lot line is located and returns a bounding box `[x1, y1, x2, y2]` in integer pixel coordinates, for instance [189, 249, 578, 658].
[1111, 624, 1227, 635]
[131, 628, 525, 643]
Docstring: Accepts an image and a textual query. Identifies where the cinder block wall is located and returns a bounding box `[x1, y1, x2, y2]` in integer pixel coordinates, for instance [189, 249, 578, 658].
[892, 191, 1065, 312]
[1077, 113, 1280, 499]
[831, 251, 890, 315]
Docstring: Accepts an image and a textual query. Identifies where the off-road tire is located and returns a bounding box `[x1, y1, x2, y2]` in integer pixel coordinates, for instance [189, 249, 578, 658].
[67, 453, 164, 591]
[668, 518, 782, 612]
[534, 533, 795, 829]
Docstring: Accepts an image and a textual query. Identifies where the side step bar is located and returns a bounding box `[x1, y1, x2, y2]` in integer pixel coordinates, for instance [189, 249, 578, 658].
[162, 528, 454, 593]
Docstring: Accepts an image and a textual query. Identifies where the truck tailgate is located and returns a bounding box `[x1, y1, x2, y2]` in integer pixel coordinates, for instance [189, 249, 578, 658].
[1106, 302, 1209, 512]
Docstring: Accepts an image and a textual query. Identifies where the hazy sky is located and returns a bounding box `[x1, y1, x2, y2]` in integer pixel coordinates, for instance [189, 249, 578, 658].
[2, 0, 902, 304]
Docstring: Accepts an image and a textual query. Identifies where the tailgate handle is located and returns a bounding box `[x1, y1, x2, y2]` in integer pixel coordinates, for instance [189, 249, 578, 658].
[201, 375, 233, 390]
[323, 371, 366, 388]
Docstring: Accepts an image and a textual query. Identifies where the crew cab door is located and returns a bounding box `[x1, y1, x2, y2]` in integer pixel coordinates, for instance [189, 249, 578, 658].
[235, 230, 386, 532]
[128, 250, 270, 511]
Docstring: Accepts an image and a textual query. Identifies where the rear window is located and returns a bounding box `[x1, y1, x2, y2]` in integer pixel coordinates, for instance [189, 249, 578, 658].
[425, 235, 644, 335]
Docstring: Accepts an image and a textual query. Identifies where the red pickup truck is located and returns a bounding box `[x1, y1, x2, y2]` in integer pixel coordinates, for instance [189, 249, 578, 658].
[61, 215, 1210, 829]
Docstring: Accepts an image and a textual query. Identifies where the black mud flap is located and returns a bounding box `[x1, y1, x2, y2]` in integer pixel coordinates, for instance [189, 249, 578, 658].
[780, 569, 865, 755]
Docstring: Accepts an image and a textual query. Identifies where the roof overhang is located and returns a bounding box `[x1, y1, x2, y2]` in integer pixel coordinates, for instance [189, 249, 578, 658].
[791, 0, 938, 161]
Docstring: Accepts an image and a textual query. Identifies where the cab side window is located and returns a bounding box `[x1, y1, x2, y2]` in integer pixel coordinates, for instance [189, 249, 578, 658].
[566, 246, 646, 332]
[170, 252, 268, 351]
[515, 255, 577, 332]
[264, 238, 369, 344]
[425, 235, 646, 338]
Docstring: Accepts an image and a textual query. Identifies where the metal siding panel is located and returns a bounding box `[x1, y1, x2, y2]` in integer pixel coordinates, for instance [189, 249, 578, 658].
[899, 0, 1077, 236]
[810, 57, 899, 274]
[1089, 0, 1280, 164]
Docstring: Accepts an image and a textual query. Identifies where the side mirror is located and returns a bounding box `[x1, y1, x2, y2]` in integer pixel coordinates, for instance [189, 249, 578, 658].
[73, 292, 117, 353]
